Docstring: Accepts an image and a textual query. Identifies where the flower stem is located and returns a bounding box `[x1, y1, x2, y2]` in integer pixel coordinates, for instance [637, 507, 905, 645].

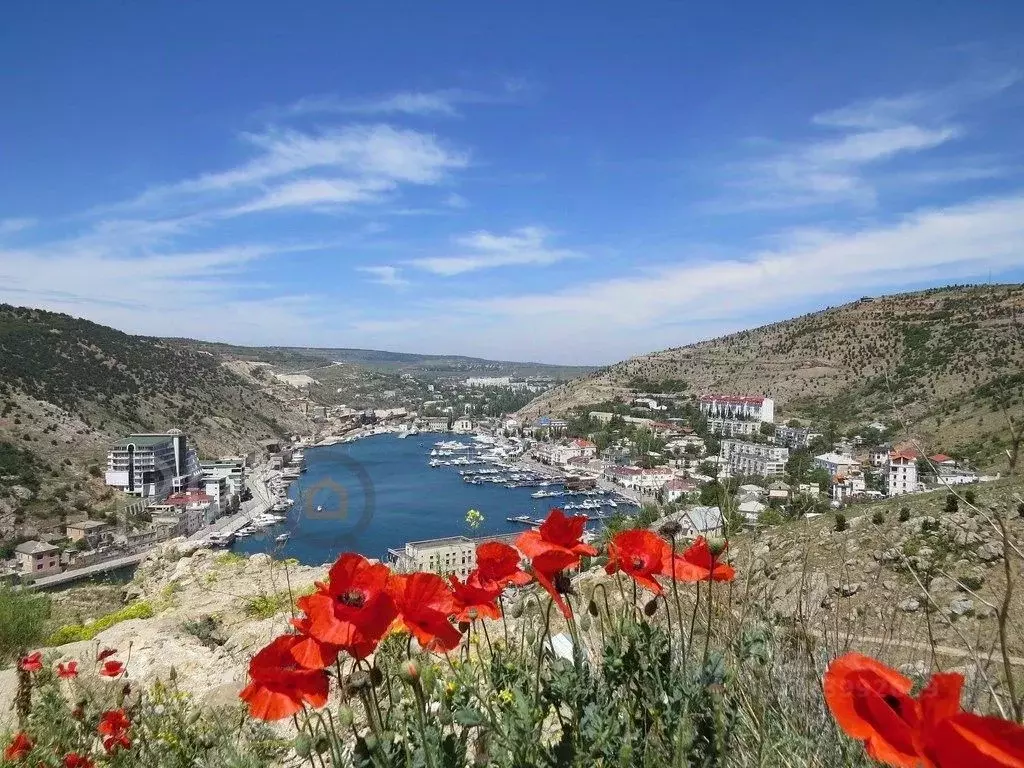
[702, 579, 713, 667]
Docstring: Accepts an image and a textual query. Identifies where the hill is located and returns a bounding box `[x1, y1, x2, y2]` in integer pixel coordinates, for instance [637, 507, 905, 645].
[520, 284, 1024, 466]
[0, 304, 312, 534]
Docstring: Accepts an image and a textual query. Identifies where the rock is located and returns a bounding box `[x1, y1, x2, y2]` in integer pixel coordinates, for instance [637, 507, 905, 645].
[838, 582, 862, 597]
[976, 542, 1003, 562]
[882, 579, 898, 592]
[898, 598, 920, 613]
[975, 605, 997, 620]
[948, 597, 974, 618]
[8, 485, 34, 501]
[917, 547, 935, 560]
[929, 576, 953, 595]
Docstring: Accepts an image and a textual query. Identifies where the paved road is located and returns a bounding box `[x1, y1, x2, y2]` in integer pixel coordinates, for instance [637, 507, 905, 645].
[31, 552, 148, 588]
[187, 463, 276, 542]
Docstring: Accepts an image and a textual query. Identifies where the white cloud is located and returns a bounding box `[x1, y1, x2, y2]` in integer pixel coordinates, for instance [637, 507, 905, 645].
[356, 265, 409, 288]
[721, 74, 1019, 210]
[281, 82, 530, 119]
[0, 218, 36, 236]
[229, 177, 396, 215]
[443, 192, 469, 209]
[409, 226, 580, 276]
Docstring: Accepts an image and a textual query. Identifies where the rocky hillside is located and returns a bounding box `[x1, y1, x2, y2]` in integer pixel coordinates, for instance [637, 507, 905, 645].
[0, 304, 311, 533]
[521, 284, 1024, 463]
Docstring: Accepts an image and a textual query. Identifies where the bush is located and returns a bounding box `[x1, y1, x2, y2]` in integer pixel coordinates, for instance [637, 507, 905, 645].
[834, 513, 847, 532]
[871, 511, 885, 525]
[963, 489, 976, 505]
[899, 506, 911, 522]
[45, 601, 154, 646]
[944, 494, 959, 514]
[0, 585, 50, 667]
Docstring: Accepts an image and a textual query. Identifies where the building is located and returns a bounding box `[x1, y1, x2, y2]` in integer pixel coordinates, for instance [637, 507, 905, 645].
[534, 438, 596, 467]
[200, 458, 247, 498]
[738, 499, 766, 522]
[15, 540, 61, 576]
[706, 417, 761, 438]
[105, 430, 200, 498]
[888, 450, 919, 497]
[662, 478, 697, 503]
[423, 417, 450, 432]
[202, 475, 231, 518]
[632, 467, 676, 492]
[387, 534, 520, 581]
[774, 425, 823, 449]
[681, 506, 724, 538]
[162, 491, 216, 531]
[720, 440, 789, 477]
[814, 452, 860, 479]
[603, 465, 643, 487]
[65, 520, 109, 544]
[666, 435, 706, 456]
[832, 471, 867, 502]
[464, 377, 529, 390]
[452, 418, 474, 434]
[869, 446, 892, 468]
[699, 395, 774, 423]
[929, 454, 957, 469]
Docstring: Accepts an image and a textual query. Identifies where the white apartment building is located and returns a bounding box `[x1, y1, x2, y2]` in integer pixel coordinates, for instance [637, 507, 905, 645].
[814, 452, 860, 479]
[200, 458, 246, 498]
[387, 534, 521, 580]
[464, 377, 529, 390]
[699, 395, 775, 423]
[666, 435, 707, 455]
[773, 425, 823, 449]
[452, 418, 474, 434]
[720, 440, 789, 477]
[706, 417, 761, 437]
[888, 450, 918, 496]
[832, 470, 867, 502]
[105, 430, 200, 498]
[534, 439, 597, 467]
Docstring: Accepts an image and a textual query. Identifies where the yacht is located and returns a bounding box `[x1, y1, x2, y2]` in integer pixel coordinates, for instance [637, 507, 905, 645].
[275, 533, 291, 543]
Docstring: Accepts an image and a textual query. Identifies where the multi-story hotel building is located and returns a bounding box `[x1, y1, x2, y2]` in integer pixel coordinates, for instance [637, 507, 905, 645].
[104, 429, 200, 498]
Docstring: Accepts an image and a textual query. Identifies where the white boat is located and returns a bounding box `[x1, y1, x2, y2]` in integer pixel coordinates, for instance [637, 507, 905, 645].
[275, 533, 291, 543]
[316, 505, 324, 513]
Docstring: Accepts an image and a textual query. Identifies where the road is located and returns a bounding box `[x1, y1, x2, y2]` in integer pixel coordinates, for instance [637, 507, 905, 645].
[187, 462, 276, 542]
[31, 552, 149, 589]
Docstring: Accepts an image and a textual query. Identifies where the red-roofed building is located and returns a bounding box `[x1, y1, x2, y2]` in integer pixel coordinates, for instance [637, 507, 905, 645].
[929, 454, 956, 467]
[888, 450, 919, 497]
[662, 477, 697, 502]
[699, 395, 774, 423]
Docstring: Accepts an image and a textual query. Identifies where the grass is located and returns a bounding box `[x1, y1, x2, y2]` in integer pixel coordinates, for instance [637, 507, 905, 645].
[44, 600, 154, 646]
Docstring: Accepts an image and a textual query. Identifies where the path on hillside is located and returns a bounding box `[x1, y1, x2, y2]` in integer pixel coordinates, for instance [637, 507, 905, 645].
[807, 628, 1024, 667]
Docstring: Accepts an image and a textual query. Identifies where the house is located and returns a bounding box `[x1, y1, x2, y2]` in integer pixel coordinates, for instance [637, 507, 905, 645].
[452, 418, 474, 434]
[681, 506, 724, 538]
[65, 520, 109, 544]
[162, 491, 216, 531]
[387, 533, 521, 580]
[738, 483, 766, 497]
[888, 450, 919, 496]
[869, 446, 892, 468]
[814, 452, 860, 479]
[706, 417, 761, 438]
[929, 454, 957, 469]
[699, 395, 774, 423]
[15, 540, 61, 576]
[662, 478, 697, 503]
[666, 435, 706, 456]
[721, 440, 789, 477]
[424, 417, 450, 432]
[767, 480, 790, 501]
[104, 429, 200, 498]
[832, 471, 867, 502]
[603, 465, 643, 487]
[738, 499, 766, 521]
[571, 438, 597, 458]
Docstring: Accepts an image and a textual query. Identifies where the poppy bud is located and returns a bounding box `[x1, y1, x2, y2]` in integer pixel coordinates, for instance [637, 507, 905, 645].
[399, 659, 420, 684]
[707, 537, 728, 557]
[72, 704, 85, 720]
[579, 615, 592, 632]
[168, 666, 177, 683]
[587, 599, 599, 617]
[525, 629, 537, 644]
[337, 705, 354, 727]
[659, 520, 682, 538]
[458, 620, 471, 633]
[369, 666, 383, 687]
[315, 736, 330, 754]
[644, 598, 659, 617]
[362, 734, 379, 753]
[509, 602, 524, 619]
[348, 671, 371, 692]
[294, 734, 312, 758]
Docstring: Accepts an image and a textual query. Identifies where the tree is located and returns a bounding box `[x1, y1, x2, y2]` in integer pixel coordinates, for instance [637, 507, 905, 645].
[786, 419, 802, 428]
[808, 467, 832, 494]
[699, 481, 724, 506]
[760, 422, 776, 437]
[834, 513, 847, 532]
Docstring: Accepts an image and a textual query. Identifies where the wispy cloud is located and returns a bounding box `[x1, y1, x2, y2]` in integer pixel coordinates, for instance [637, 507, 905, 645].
[443, 192, 469, 209]
[281, 81, 530, 119]
[356, 265, 409, 288]
[719, 73, 1020, 211]
[409, 226, 580, 276]
[0, 218, 37, 236]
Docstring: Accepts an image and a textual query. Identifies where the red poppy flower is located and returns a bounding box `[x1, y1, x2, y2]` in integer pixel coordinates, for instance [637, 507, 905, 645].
[823, 652, 922, 768]
[99, 660, 125, 678]
[516, 508, 597, 562]
[295, 553, 397, 659]
[98, 709, 132, 753]
[606, 529, 671, 595]
[471, 541, 531, 590]
[448, 574, 502, 623]
[918, 673, 1024, 768]
[18, 651, 42, 673]
[662, 536, 735, 582]
[56, 660, 79, 679]
[4, 731, 32, 761]
[63, 753, 95, 768]
[239, 634, 329, 721]
[530, 547, 581, 619]
[288, 617, 341, 670]
[389, 572, 463, 652]
[97, 647, 118, 662]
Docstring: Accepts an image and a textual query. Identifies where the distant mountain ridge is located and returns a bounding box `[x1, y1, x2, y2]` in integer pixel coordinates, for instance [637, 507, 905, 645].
[519, 284, 1024, 466]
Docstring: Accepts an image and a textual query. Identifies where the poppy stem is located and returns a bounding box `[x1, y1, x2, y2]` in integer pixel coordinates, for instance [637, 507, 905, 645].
[702, 579, 713, 667]
[499, 593, 510, 645]
[480, 618, 494, 658]
[534, 598, 555, 703]
[687, 581, 701, 675]
[412, 682, 439, 768]
[669, 534, 683, 657]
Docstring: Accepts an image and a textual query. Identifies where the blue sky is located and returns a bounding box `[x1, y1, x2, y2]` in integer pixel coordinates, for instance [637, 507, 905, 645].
[1, 2, 1023, 365]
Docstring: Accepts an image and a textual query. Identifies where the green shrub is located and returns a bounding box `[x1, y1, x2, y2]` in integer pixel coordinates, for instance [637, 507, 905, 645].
[944, 494, 959, 514]
[871, 510, 885, 525]
[834, 513, 847, 532]
[45, 601, 154, 646]
[963, 489, 976, 505]
[0, 584, 50, 666]
[899, 506, 911, 522]
[243, 592, 290, 619]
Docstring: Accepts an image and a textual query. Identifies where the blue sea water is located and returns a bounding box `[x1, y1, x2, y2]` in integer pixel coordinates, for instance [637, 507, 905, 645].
[231, 434, 565, 565]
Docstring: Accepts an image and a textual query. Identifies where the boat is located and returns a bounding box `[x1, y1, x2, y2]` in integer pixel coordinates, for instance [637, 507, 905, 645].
[275, 533, 291, 543]
[316, 505, 324, 513]
[206, 531, 234, 547]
